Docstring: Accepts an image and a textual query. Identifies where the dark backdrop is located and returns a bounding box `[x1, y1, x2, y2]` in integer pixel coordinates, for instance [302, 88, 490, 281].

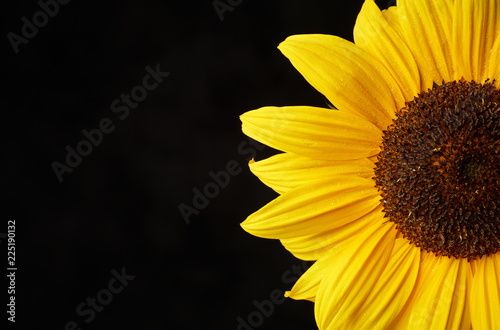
[2, 0, 392, 329]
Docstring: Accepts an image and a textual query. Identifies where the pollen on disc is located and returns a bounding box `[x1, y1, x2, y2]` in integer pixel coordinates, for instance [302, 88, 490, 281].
[374, 80, 500, 260]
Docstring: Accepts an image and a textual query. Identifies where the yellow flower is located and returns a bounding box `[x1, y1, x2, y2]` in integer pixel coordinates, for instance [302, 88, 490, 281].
[240, 0, 500, 329]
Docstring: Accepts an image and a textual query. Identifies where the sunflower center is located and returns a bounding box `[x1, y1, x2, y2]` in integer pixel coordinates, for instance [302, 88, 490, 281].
[374, 80, 500, 260]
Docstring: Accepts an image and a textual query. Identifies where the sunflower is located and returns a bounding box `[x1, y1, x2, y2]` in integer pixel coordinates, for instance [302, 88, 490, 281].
[240, 0, 500, 329]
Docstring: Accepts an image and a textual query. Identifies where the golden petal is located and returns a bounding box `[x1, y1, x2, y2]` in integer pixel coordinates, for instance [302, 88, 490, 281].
[280, 205, 385, 261]
[398, 0, 455, 89]
[348, 238, 420, 328]
[453, 0, 500, 82]
[284, 254, 336, 302]
[240, 176, 380, 239]
[390, 256, 472, 329]
[354, 0, 420, 101]
[249, 153, 374, 194]
[487, 33, 500, 82]
[278, 34, 403, 130]
[470, 253, 500, 329]
[381, 6, 404, 38]
[241, 106, 382, 161]
[314, 223, 396, 329]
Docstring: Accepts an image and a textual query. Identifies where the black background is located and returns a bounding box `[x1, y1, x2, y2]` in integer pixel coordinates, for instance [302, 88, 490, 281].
[2, 0, 392, 329]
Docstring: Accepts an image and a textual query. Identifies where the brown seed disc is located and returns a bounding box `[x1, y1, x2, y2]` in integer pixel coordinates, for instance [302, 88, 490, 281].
[374, 80, 500, 260]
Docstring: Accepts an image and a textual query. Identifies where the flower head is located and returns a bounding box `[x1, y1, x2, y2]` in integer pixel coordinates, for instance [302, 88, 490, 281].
[240, 0, 500, 328]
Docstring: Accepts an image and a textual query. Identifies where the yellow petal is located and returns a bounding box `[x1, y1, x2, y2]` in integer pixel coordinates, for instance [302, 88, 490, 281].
[469, 258, 478, 276]
[470, 253, 500, 329]
[391, 256, 472, 329]
[286, 220, 395, 303]
[453, 0, 500, 82]
[249, 153, 375, 194]
[381, 6, 404, 38]
[285, 254, 337, 302]
[354, 0, 420, 101]
[398, 0, 455, 89]
[240, 176, 380, 239]
[315, 223, 396, 329]
[388, 250, 440, 327]
[278, 34, 403, 130]
[280, 205, 385, 261]
[487, 31, 500, 82]
[368, 154, 378, 163]
[347, 238, 420, 328]
[241, 106, 382, 161]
